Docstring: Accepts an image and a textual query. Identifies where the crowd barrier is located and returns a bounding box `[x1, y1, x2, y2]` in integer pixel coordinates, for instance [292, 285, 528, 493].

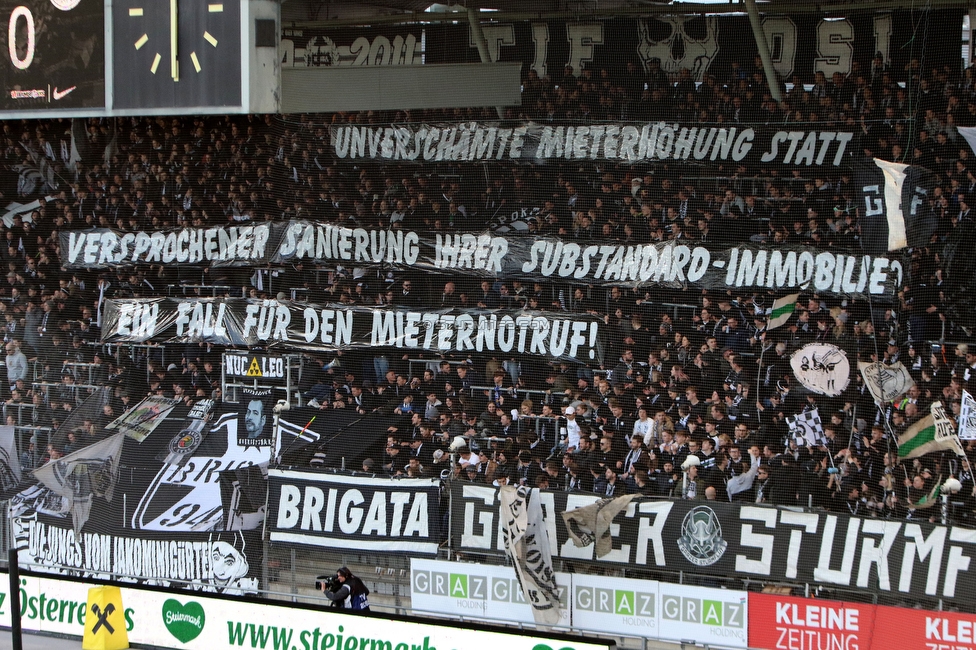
[3, 562, 966, 650]
[9, 528, 976, 650]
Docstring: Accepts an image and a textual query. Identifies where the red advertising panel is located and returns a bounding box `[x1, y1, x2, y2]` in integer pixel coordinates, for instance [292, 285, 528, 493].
[749, 593, 876, 650]
[875, 605, 976, 650]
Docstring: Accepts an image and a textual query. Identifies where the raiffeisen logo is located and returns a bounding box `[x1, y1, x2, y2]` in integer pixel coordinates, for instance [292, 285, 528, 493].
[1, 578, 134, 630]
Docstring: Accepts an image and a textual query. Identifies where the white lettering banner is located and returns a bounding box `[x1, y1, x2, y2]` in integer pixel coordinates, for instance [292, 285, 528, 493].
[101, 299, 607, 364]
[61, 224, 902, 297]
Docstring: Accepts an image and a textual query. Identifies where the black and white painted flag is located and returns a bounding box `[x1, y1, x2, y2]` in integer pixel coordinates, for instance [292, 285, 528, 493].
[858, 159, 938, 255]
[0, 425, 22, 493]
[959, 390, 976, 441]
[32, 433, 125, 534]
[787, 409, 826, 447]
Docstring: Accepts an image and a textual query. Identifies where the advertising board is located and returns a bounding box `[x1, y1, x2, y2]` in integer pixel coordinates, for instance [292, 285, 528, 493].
[658, 582, 748, 648]
[0, 570, 613, 650]
[873, 605, 976, 650]
[412, 559, 747, 648]
[410, 558, 571, 627]
[748, 593, 876, 650]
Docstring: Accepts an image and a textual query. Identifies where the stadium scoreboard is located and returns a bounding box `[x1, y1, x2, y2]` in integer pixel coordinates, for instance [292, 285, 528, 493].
[0, 0, 104, 110]
[0, 0, 275, 117]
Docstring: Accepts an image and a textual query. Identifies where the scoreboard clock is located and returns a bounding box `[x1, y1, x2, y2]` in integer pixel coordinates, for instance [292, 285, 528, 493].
[0, 0, 105, 109]
[112, 0, 242, 109]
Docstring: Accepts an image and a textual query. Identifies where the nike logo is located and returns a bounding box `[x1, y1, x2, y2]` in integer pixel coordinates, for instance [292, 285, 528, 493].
[52, 86, 76, 101]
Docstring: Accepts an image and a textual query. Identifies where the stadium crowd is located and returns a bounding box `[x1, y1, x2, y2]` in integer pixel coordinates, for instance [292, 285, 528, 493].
[1, 47, 975, 523]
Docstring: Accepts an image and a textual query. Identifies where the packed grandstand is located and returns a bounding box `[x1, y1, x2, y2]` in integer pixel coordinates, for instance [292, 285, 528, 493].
[3, 7, 976, 649]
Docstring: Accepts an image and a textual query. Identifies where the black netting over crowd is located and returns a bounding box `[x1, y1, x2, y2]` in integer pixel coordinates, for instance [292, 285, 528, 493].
[7, 7, 976, 609]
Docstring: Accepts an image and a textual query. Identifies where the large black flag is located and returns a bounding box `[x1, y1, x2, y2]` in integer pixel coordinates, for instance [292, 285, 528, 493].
[858, 159, 938, 255]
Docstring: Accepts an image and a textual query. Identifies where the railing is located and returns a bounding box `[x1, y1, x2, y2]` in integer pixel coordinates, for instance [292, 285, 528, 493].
[2, 402, 34, 426]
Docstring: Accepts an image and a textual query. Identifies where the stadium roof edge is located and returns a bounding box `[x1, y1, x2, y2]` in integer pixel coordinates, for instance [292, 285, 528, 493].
[285, 0, 973, 30]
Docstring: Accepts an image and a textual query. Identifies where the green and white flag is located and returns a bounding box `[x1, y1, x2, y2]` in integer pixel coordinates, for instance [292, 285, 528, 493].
[767, 293, 800, 330]
[898, 401, 965, 460]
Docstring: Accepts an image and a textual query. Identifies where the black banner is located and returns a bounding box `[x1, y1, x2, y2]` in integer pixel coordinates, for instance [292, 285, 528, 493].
[268, 470, 442, 555]
[281, 24, 424, 68]
[63, 225, 902, 297]
[6, 398, 272, 586]
[101, 299, 608, 364]
[329, 122, 856, 169]
[12, 511, 262, 593]
[451, 484, 976, 605]
[224, 352, 288, 381]
[418, 11, 961, 86]
[60, 224, 272, 268]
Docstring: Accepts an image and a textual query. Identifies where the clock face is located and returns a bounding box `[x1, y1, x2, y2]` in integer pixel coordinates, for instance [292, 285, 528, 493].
[0, 0, 105, 110]
[113, 0, 241, 109]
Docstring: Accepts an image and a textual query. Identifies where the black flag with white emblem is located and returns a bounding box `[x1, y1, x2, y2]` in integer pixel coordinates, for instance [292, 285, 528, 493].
[858, 158, 938, 255]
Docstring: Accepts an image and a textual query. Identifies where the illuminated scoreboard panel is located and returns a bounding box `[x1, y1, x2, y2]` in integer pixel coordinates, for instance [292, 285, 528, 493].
[0, 0, 105, 110]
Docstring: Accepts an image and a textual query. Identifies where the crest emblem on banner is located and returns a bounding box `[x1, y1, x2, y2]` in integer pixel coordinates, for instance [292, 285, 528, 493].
[677, 506, 727, 566]
[858, 360, 915, 403]
[790, 343, 850, 397]
[304, 36, 340, 66]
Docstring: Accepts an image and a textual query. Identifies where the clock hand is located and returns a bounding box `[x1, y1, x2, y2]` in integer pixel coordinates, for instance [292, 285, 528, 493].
[170, 0, 179, 81]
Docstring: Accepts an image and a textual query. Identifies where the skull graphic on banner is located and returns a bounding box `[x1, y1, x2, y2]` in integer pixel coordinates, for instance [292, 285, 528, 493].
[637, 16, 720, 81]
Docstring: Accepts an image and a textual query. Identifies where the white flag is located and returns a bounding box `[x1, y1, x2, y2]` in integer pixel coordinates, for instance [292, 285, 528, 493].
[858, 360, 915, 404]
[32, 433, 125, 534]
[959, 390, 976, 441]
[0, 425, 22, 492]
[499, 485, 562, 626]
[790, 342, 850, 397]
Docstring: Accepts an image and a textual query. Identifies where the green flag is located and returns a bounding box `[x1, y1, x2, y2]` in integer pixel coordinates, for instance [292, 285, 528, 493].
[897, 401, 965, 460]
[767, 293, 800, 330]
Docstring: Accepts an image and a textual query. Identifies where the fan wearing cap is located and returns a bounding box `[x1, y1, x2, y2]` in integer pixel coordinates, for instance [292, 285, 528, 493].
[561, 406, 582, 452]
[20, 434, 38, 470]
[883, 339, 902, 365]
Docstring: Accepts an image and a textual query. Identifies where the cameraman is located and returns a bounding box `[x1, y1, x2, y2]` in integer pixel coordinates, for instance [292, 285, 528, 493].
[320, 567, 371, 612]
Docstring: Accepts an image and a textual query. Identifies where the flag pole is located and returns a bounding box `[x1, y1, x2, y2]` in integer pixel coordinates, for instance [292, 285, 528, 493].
[846, 403, 858, 465]
[756, 336, 767, 427]
[7, 514, 23, 650]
